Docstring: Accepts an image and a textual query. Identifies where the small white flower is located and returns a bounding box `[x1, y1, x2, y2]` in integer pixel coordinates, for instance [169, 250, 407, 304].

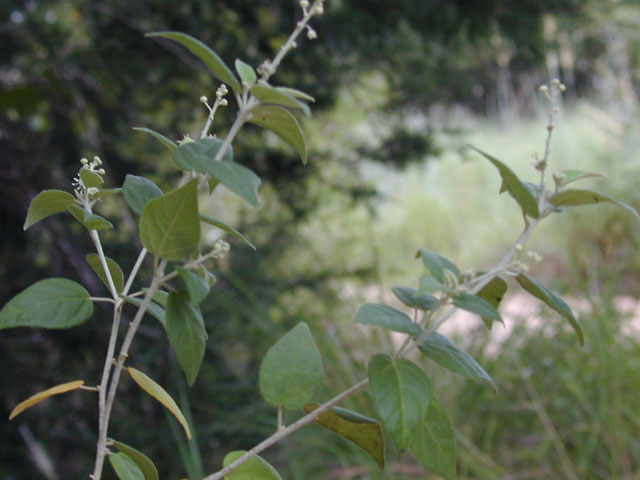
[200, 95, 208, 103]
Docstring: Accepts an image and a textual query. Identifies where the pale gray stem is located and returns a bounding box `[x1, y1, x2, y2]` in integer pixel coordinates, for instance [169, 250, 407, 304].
[122, 248, 148, 296]
[202, 378, 369, 480]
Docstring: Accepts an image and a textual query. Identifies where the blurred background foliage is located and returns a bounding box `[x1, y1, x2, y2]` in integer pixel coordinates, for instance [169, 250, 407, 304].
[1, 0, 640, 479]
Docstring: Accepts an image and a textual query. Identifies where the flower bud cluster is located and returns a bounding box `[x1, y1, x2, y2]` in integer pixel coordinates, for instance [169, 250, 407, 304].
[216, 84, 229, 106]
[211, 239, 231, 259]
[73, 155, 106, 202]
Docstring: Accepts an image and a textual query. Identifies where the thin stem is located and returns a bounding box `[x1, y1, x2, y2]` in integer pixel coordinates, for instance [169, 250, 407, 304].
[201, 98, 222, 139]
[89, 230, 119, 301]
[277, 404, 284, 431]
[90, 297, 115, 304]
[202, 378, 369, 480]
[122, 248, 148, 296]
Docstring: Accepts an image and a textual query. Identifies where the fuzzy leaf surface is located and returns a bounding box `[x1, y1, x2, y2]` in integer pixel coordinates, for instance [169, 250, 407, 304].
[304, 404, 385, 468]
[251, 84, 311, 116]
[368, 354, 431, 450]
[235, 58, 257, 85]
[66, 204, 113, 230]
[354, 303, 421, 336]
[109, 453, 145, 480]
[0, 278, 93, 330]
[177, 267, 210, 305]
[259, 322, 324, 410]
[23, 189, 75, 230]
[416, 249, 460, 283]
[550, 188, 640, 222]
[392, 286, 438, 310]
[139, 180, 200, 260]
[249, 106, 307, 164]
[453, 293, 502, 322]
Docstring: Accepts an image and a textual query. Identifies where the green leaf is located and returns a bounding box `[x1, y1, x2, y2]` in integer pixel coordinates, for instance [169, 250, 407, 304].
[251, 84, 311, 117]
[86, 253, 124, 293]
[23, 190, 75, 230]
[235, 58, 257, 85]
[275, 86, 315, 102]
[476, 277, 508, 329]
[259, 322, 324, 410]
[452, 293, 502, 323]
[133, 127, 178, 152]
[109, 452, 145, 480]
[417, 333, 496, 391]
[109, 439, 159, 480]
[127, 367, 191, 439]
[368, 354, 432, 450]
[392, 286, 438, 311]
[418, 276, 456, 295]
[549, 188, 640, 223]
[123, 175, 163, 214]
[556, 169, 605, 186]
[409, 397, 456, 480]
[416, 249, 460, 283]
[248, 106, 307, 164]
[146, 32, 241, 93]
[470, 145, 540, 218]
[199, 214, 256, 249]
[139, 180, 200, 260]
[516, 273, 584, 346]
[0, 278, 93, 330]
[166, 291, 207, 386]
[122, 296, 166, 327]
[177, 267, 210, 305]
[353, 303, 421, 336]
[303, 404, 385, 469]
[79, 167, 103, 188]
[173, 138, 261, 206]
[66, 204, 113, 231]
[222, 451, 283, 480]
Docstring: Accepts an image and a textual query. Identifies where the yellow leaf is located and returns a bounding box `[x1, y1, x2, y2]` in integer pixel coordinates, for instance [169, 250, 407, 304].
[127, 367, 191, 439]
[10, 380, 84, 420]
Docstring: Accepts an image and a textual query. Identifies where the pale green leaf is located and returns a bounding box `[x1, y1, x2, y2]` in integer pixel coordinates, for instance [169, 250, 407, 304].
[23, 190, 75, 230]
[516, 274, 584, 346]
[173, 137, 233, 167]
[418, 276, 456, 295]
[123, 175, 163, 214]
[66, 204, 113, 231]
[127, 367, 191, 439]
[470, 145, 540, 218]
[409, 397, 456, 480]
[392, 286, 438, 311]
[416, 249, 460, 283]
[199, 214, 256, 249]
[146, 32, 241, 93]
[109, 452, 145, 480]
[121, 296, 166, 327]
[166, 291, 207, 385]
[303, 404, 385, 469]
[368, 354, 432, 450]
[10, 380, 84, 420]
[259, 322, 324, 410]
[133, 127, 178, 152]
[139, 180, 200, 260]
[109, 439, 159, 480]
[249, 106, 307, 164]
[550, 188, 640, 223]
[177, 267, 210, 305]
[251, 84, 311, 117]
[222, 451, 283, 480]
[86, 254, 124, 293]
[353, 303, 421, 336]
[79, 167, 103, 188]
[275, 86, 315, 102]
[557, 169, 605, 186]
[0, 278, 93, 330]
[417, 333, 496, 391]
[452, 293, 502, 322]
[235, 58, 257, 85]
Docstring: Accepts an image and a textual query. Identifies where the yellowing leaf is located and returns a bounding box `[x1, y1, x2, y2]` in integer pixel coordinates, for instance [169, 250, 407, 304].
[10, 380, 84, 420]
[127, 367, 191, 439]
[304, 404, 385, 468]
